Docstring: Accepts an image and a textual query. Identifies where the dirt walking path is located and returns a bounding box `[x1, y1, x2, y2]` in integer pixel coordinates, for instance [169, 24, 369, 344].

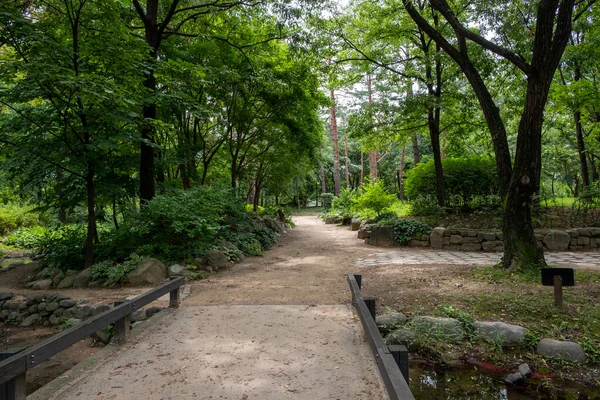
[32, 216, 394, 400]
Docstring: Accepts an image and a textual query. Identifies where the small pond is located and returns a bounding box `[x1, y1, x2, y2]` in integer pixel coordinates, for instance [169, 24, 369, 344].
[410, 365, 599, 400]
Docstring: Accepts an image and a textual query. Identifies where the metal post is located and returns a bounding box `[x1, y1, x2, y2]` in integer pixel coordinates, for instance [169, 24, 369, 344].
[554, 275, 563, 308]
[363, 297, 376, 321]
[389, 345, 409, 383]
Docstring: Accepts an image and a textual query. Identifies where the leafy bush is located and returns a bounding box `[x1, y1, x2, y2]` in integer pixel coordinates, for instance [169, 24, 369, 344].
[393, 220, 432, 245]
[330, 188, 358, 219]
[353, 182, 397, 217]
[0, 204, 40, 235]
[37, 225, 87, 270]
[410, 195, 446, 217]
[321, 193, 334, 211]
[90, 253, 146, 285]
[4, 226, 47, 248]
[405, 157, 499, 212]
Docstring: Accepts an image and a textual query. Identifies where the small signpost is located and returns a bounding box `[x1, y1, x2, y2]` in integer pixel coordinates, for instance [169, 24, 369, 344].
[541, 268, 574, 308]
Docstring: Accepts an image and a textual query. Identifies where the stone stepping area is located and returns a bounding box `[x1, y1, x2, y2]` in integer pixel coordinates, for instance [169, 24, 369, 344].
[355, 251, 600, 267]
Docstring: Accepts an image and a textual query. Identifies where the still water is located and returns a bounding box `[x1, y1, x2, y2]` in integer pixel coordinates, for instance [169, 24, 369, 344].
[410, 365, 599, 400]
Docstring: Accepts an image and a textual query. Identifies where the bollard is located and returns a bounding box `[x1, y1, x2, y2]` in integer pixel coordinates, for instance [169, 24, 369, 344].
[388, 345, 409, 383]
[1, 348, 26, 400]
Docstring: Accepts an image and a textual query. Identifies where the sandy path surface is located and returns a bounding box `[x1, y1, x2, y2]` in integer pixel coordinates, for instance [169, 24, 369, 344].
[186, 215, 399, 306]
[33, 216, 390, 399]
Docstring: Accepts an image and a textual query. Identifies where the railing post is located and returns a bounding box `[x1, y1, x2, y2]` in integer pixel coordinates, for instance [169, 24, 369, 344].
[388, 345, 409, 383]
[113, 301, 130, 343]
[169, 279, 180, 308]
[1, 348, 26, 400]
[354, 274, 362, 290]
[363, 297, 376, 321]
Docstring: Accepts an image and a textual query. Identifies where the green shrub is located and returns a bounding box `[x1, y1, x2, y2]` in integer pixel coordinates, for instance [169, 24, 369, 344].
[393, 220, 432, 245]
[354, 182, 397, 217]
[37, 225, 87, 270]
[321, 193, 334, 211]
[0, 204, 39, 235]
[330, 188, 358, 218]
[409, 195, 446, 217]
[90, 253, 146, 285]
[4, 226, 47, 248]
[405, 157, 499, 212]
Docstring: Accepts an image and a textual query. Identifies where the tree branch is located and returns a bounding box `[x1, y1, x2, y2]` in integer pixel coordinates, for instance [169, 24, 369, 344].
[429, 0, 531, 74]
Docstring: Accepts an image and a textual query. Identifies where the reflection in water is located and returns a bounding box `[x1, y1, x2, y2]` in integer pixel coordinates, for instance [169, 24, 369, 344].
[410, 366, 598, 400]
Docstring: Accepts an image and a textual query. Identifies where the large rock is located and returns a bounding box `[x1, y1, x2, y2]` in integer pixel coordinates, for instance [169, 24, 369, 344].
[72, 269, 91, 288]
[543, 231, 571, 251]
[31, 279, 53, 290]
[536, 339, 586, 363]
[168, 264, 188, 277]
[411, 316, 465, 342]
[384, 329, 416, 350]
[21, 313, 42, 327]
[264, 219, 285, 234]
[474, 321, 527, 346]
[57, 275, 77, 289]
[350, 217, 361, 232]
[126, 258, 167, 285]
[203, 250, 229, 271]
[0, 292, 14, 301]
[376, 312, 408, 332]
[52, 272, 65, 287]
[430, 228, 445, 249]
[366, 226, 395, 247]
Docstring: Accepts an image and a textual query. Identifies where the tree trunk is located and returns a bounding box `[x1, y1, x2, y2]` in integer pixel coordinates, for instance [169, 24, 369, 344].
[399, 146, 406, 200]
[112, 196, 119, 231]
[589, 153, 599, 182]
[360, 152, 364, 186]
[344, 135, 350, 188]
[575, 110, 590, 188]
[85, 163, 96, 269]
[411, 135, 420, 165]
[369, 151, 378, 183]
[56, 167, 67, 223]
[320, 167, 327, 193]
[330, 89, 341, 196]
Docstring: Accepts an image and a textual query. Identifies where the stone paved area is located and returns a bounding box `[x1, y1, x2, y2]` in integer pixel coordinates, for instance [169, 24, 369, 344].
[354, 251, 600, 268]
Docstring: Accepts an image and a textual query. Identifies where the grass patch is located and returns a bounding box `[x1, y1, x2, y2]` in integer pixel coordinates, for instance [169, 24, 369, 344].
[390, 201, 412, 217]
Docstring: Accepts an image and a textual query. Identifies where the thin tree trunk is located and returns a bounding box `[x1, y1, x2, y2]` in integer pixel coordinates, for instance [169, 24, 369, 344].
[575, 110, 590, 188]
[399, 146, 406, 200]
[366, 73, 378, 183]
[320, 167, 327, 193]
[412, 135, 420, 165]
[330, 89, 341, 196]
[56, 167, 67, 223]
[360, 152, 364, 186]
[344, 135, 350, 188]
[85, 163, 96, 269]
[589, 153, 599, 182]
[112, 196, 119, 231]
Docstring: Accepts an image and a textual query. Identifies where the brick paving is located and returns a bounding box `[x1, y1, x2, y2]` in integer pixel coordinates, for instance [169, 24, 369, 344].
[354, 251, 600, 267]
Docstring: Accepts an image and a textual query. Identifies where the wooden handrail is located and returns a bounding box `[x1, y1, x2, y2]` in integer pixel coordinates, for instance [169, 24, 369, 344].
[347, 274, 414, 400]
[0, 276, 184, 389]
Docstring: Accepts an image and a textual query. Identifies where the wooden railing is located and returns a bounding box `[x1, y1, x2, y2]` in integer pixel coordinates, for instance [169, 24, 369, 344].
[0, 277, 184, 399]
[347, 274, 414, 400]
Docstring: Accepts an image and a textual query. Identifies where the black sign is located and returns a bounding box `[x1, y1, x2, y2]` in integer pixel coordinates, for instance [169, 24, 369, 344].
[541, 268, 575, 287]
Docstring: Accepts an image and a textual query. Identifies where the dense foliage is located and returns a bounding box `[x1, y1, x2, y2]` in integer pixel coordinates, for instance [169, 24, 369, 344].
[405, 158, 499, 211]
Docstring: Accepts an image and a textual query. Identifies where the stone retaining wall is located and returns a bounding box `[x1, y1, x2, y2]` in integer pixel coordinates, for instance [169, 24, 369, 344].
[360, 226, 600, 251]
[0, 291, 112, 327]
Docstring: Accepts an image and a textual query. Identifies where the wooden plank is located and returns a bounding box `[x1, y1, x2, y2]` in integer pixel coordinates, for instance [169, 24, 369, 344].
[0, 277, 184, 386]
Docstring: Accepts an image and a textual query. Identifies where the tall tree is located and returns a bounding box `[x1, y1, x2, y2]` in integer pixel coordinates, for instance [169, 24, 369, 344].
[404, 0, 579, 269]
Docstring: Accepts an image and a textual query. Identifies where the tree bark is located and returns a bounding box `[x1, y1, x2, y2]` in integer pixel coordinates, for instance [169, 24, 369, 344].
[574, 110, 590, 189]
[320, 167, 327, 193]
[399, 146, 406, 200]
[411, 135, 420, 165]
[344, 135, 350, 188]
[360, 152, 364, 186]
[330, 89, 341, 196]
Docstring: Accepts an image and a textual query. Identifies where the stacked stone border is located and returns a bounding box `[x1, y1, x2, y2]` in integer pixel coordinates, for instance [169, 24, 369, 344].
[358, 225, 600, 251]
